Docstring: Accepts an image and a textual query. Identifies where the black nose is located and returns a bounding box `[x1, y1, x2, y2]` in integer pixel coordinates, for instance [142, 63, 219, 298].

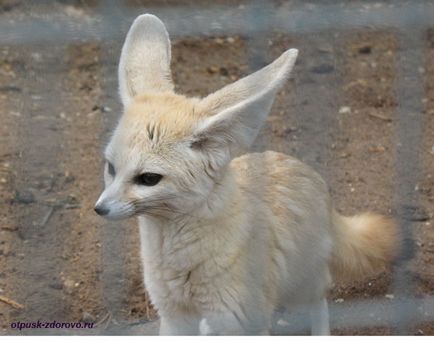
[94, 205, 109, 216]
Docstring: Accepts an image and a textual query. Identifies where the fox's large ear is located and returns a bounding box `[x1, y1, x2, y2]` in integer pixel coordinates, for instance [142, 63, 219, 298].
[118, 14, 174, 107]
[192, 49, 298, 166]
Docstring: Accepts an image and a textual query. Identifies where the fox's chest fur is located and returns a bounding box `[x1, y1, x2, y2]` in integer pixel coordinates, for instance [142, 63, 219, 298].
[138, 197, 255, 315]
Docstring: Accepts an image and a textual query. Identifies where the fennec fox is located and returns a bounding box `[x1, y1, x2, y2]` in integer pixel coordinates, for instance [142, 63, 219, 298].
[95, 14, 398, 335]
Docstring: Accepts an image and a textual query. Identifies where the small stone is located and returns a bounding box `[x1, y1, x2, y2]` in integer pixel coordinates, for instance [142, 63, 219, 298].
[368, 145, 386, 153]
[31, 53, 42, 62]
[385, 294, 394, 299]
[310, 64, 334, 74]
[0, 85, 21, 93]
[15, 190, 35, 204]
[226, 37, 235, 44]
[339, 106, 351, 114]
[277, 319, 290, 327]
[64, 174, 75, 184]
[1, 225, 17, 231]
[335, 298, 344, 303]
[64, 194, 80, 209]
[63, 278, 75, 294]
[49, 282, 63, 290]
[358, 46, 372, 54]
[219, 67, 229, 76]
[317, 44, 333, 53]
[207, 65, 219, 74]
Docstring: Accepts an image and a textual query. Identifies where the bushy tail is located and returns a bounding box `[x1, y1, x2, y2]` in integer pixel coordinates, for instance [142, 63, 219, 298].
[330, 211, 400, 282]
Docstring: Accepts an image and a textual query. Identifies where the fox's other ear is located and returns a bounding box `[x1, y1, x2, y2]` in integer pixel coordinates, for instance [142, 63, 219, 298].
[118, 14, 174, 107]
[193, 49, 298, 164]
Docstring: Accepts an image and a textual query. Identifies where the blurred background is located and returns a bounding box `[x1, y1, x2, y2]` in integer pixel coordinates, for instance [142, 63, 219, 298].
[0, 0, 433, 335]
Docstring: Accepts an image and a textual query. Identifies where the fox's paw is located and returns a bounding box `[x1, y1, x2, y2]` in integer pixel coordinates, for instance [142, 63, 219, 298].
[199, 318, 214, 335]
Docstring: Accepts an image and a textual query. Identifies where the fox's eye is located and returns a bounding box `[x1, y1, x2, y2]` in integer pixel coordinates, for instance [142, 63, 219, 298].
[107, 161, 116, 177]
[134, 173, 163, 186]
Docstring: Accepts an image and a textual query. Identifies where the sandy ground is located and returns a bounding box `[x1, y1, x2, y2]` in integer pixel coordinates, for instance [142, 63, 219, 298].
[0, 0, 433, 336]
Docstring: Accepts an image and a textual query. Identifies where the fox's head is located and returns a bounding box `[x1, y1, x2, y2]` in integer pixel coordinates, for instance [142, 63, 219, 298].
[94, 14, 298, 220]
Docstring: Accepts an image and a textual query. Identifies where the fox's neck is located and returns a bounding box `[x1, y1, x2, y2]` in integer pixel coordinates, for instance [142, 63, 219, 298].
[138, 165, 245, 270]
[192, 165, 239, 220]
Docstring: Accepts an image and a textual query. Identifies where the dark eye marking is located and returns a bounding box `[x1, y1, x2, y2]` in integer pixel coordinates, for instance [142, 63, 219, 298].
[107, 161, 116, 177]
[134, 173, 163, 186]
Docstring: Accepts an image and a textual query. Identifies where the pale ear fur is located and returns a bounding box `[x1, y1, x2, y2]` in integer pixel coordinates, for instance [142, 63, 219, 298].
[193, 48, 298, 162]
[118, 14, 174, 106]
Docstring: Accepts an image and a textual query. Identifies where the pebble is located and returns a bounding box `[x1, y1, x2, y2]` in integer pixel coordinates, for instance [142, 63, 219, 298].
[64, 194, 81, 209]
[207, 65, 219, 74]
[335, 298, 344, 303]
[15, 190, 35, 204]
[277, 319, 290, 327]
[310, 64, 334, 74]
[63, 278, 75, 294]
[226, 37, 235, 44]
[358, 46, 372, 54]
[339, 106, 351, 114]
[48, 282, 63, 290]
[368, 145, 386, 153]
[0, 85, 21, 93]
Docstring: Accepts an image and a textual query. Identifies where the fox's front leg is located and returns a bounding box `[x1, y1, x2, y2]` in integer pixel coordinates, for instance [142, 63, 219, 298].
[159, 314, 200, 335]
[309, 298, 330, 335]
[199, 312, 245, 335]
[199, 310, 270, 335]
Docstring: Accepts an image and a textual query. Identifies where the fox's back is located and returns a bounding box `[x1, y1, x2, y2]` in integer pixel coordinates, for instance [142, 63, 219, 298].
[231, 151, 330, 217]
[230, 151, 334, 304]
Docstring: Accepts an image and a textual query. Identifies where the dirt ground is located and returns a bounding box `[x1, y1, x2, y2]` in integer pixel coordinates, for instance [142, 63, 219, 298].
[0, 0, 433, 336]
